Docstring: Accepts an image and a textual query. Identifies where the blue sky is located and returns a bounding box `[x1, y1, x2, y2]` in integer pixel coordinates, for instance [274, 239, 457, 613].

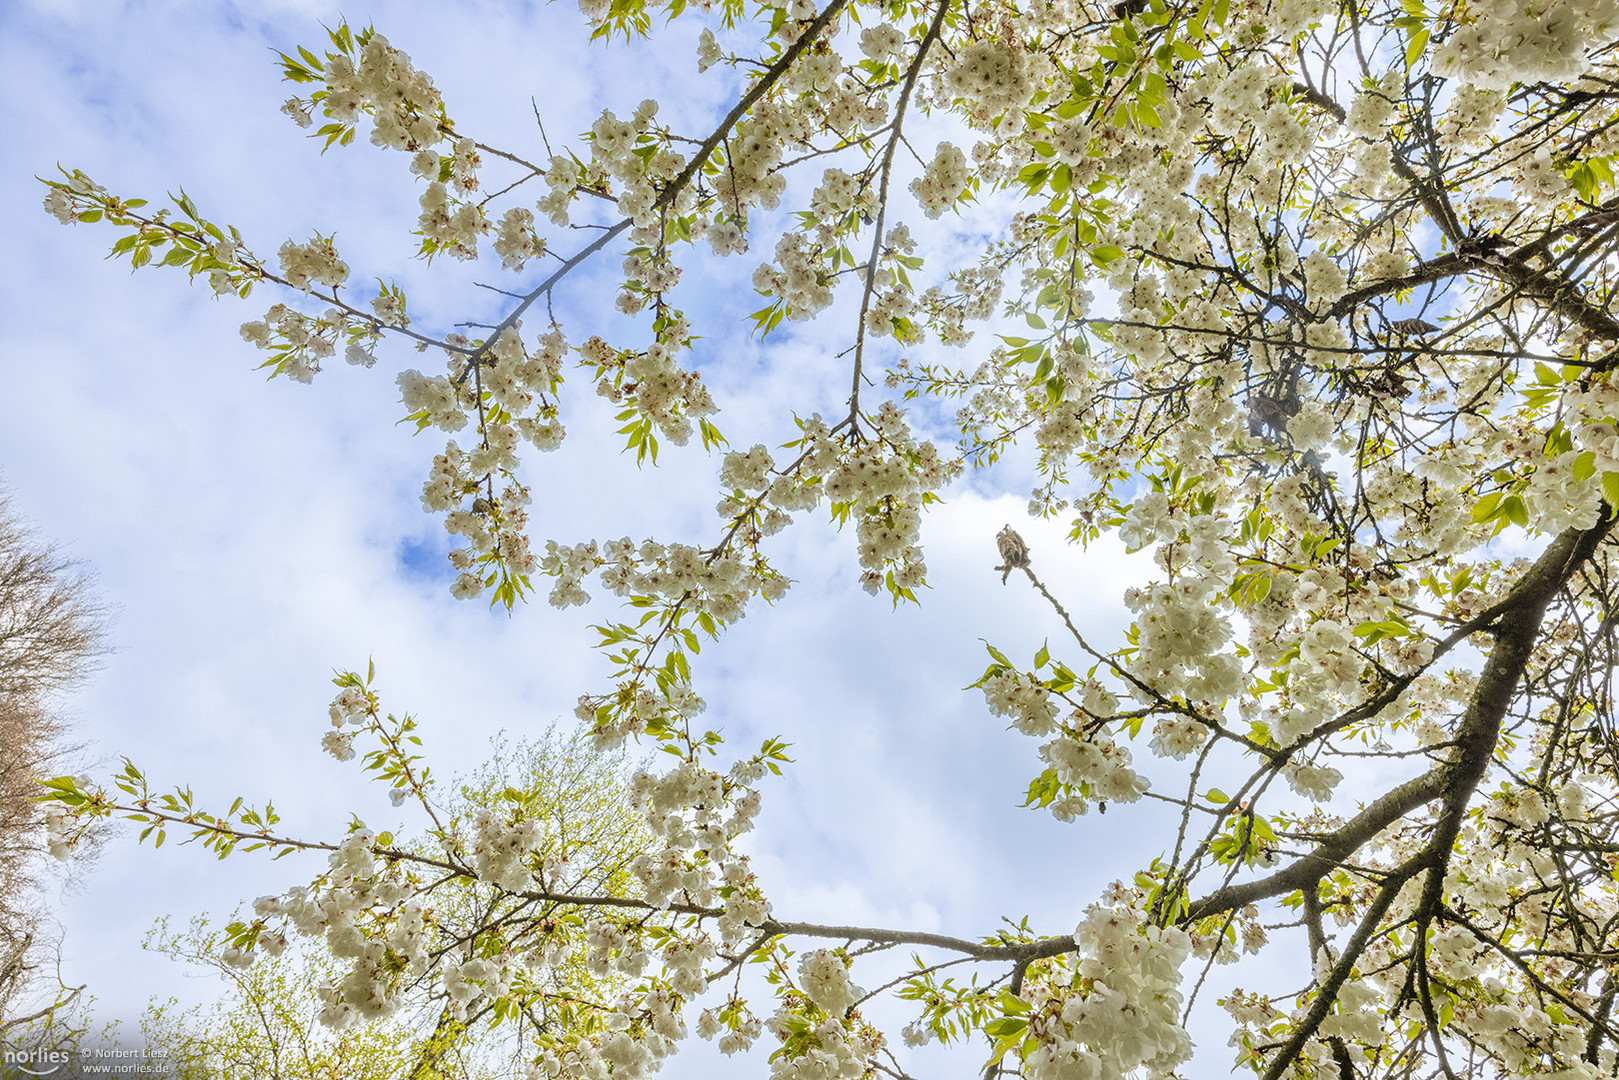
[1, 1, 1285, 1073]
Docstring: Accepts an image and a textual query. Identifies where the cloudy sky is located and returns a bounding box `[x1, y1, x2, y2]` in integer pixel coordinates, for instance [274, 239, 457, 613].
[2, 1, 1287, 1074]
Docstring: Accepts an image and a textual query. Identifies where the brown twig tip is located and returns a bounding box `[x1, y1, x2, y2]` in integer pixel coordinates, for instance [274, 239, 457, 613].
[994, 525, 1030, 585]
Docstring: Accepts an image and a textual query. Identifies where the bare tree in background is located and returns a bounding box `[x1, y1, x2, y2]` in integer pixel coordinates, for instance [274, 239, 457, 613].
[0, 490, 105, 1041]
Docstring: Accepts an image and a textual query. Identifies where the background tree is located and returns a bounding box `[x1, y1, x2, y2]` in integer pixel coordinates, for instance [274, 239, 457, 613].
[140, 730, 646, 1080]
[0, 491, 104, 1047]
[142, 917, 427, 1080]
[31, 0, 1619, 1076]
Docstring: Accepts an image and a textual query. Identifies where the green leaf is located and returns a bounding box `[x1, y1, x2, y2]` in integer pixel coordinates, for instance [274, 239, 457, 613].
[1403, 26, 1429, 72]
[1566, 159, 1613, 203]
[983, 1017, 1027, 1039]
[982, 1018, 1028, 1069]
[1501, 494, 1528, 529]
[996, 990, 1031, 1015]
[1470, 491, 1504, 524]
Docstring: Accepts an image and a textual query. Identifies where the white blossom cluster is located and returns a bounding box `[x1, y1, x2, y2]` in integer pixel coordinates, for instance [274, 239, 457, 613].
[417, 176, 489, 260]
[43, 803, 79, 860]
[764, 1008, 884, 1080]
[443, 954, 514, 1014]
[1039, 733, 1148, 815]
[469, 807, 544, 892]
[982, 670, 1060, 736]
[752, 233, 835, 319]
[247, 833, 427, 1028]
[797, 949, 864, 1015]
[239, 303, 347, 383]
[1434, 0, 1619, 89]
[42, 172, 102, 223]
[394, 325, 573, 595]
[537, 404, 948, 638]
[546, 531, 786, 625]
[625, 758, 771, 940]
[583, 321, 715, 438]
[538, 153, 586, 228]
[528, 982, 694, 1080]
[696, 1006, 764, 1055]
[821, 405, 953, 594]
[943, 37, 1038, 119]
[1123, 578, 1237, 702]
[307, 33, 445, 152]
[276, 235, 349, 291]
[696, 28, 724, 72]
[981, 669, 1146, 818]
[1438, 83, 1507, 149]
[590, 100, 693, 234]
[807, 167, 869, 226]
[909, 142, 970, 218]
[1020, 904, 1192, 1079]
[321, 682, 371, 761]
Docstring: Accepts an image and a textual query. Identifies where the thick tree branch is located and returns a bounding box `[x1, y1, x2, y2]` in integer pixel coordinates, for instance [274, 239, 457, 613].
[1187, 516, 1615, 923]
